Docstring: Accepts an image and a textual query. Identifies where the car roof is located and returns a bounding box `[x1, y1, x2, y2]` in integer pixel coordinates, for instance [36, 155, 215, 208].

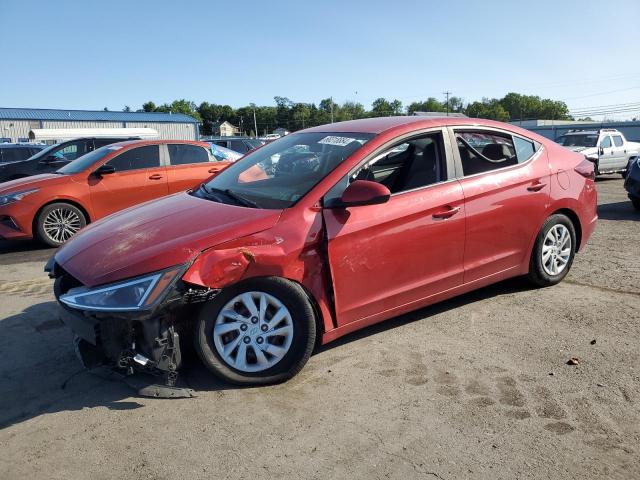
[106, 139, 210, 148]
[0, 143, 42, 148]
[205, 136, 258, 141]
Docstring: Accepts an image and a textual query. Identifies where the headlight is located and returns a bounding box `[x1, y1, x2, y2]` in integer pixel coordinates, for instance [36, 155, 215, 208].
[0, 188, 39, 206]
[584, 153, 598, 162]
[59, 265, 184, 311]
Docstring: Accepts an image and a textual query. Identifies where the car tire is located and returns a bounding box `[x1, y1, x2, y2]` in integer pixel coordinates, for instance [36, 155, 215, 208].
[631, 196, 640, 211]
[194, 276, 316, 386]
[527, 213, 576, 288]
[35, 202, 87, 247]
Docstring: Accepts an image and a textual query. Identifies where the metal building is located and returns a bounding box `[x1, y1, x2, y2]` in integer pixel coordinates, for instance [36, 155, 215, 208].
[0, 108, 200, 143]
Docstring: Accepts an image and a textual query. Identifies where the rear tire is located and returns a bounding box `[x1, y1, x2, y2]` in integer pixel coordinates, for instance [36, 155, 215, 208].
[195, 277, 316, 386]
[527, 214, 576, 287]
[35, 202, 87, 247]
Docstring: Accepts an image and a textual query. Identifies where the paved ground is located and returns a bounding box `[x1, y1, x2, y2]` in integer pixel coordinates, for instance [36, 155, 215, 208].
[0, 178, 638, 480]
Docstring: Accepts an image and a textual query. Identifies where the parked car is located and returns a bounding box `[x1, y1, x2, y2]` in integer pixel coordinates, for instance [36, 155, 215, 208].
[206, 136, 263, 154]
[624, 156, 640, 210]
[0, 137, 140, 183]
[205, 143, 244, 162]
[48, 117, 597, 390]
[0, 143, 46, 163]
[555, 129, 640, 176]
[0, 140, 230, 246]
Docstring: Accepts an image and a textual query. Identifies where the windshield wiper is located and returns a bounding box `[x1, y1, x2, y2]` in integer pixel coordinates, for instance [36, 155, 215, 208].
[223, 189, 258, 208]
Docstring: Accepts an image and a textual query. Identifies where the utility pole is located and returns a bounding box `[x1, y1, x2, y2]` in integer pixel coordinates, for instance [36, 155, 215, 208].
[443, 91, 451, 116]
[330, 96, 334, 123]
[253, 106, 258, 138]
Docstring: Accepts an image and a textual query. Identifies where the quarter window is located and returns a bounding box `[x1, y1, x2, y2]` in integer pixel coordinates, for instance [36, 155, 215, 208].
[455, 131, 517, 176]
[168, 144, 209, 165]
[107, 145, 160, 172]
[513, 136, 536, 163]
[600, 136, 612, 148]
[612, 136, 623, 147]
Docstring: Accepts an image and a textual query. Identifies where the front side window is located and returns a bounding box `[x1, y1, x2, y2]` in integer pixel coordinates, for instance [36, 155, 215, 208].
[613, 135, 624, 147]
[168, 144, 209, 165]
[55, 141, 85, 161]
[600, 136, 612, 148]
[456, 131, 517, 176]
[107, 145, 160, 172]
[195, 132, 374, 209]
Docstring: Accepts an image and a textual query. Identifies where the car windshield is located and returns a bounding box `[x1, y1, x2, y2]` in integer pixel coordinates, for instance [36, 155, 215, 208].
[194, 131, 374, 209]
[57, 145, 123, 174]
[28, 143, 63, 161]
[556, 134, 598, 147]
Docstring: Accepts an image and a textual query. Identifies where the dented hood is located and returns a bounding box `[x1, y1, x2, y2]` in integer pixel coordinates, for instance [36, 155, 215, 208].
[55, 192, 283, 287]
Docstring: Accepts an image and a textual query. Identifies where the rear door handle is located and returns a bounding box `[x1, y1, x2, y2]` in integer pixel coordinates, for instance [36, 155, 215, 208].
[432, 206, 460, 219]
[149, 174, 163, 180]
[527, 182, 546, 192]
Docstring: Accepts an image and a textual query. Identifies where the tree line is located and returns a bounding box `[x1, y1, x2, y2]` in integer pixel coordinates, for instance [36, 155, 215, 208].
[130, 92, 572, 136]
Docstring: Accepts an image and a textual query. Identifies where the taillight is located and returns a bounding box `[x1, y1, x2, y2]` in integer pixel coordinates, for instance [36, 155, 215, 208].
[574, 158, 595, 180]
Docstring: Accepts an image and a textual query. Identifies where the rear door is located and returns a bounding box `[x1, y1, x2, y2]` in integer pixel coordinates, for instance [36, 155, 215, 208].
[322, 129, 466, 326]
[450, 128, 550, 283]
[88, 144, 168, 218]
[165, 143, 228, 193]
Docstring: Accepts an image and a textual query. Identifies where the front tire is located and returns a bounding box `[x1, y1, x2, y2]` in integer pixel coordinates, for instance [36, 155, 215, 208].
[195, 277, 316, 385]
[527, 214, 576, 287]
[631, 196, 640, 211]
[35, 202, 87, 247]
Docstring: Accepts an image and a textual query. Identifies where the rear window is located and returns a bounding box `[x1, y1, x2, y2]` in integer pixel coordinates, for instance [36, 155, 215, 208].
[613, 136, 624, 147]
[168, 144, 209, 165]
[0, 147, 32, 163]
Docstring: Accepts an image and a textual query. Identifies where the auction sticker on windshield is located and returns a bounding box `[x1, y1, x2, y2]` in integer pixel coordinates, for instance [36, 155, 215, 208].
[318, 136, 356, 147]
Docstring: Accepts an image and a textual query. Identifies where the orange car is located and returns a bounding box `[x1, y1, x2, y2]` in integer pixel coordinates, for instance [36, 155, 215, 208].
[0, 139, 231, 246]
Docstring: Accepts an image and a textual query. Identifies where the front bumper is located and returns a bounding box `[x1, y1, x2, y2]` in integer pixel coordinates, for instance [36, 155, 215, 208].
[51, 261, 219, 386]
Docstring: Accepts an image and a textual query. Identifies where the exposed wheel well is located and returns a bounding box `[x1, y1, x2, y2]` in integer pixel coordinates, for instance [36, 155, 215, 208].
[32, 199, 91, 233]
[552, 208, 582, 251]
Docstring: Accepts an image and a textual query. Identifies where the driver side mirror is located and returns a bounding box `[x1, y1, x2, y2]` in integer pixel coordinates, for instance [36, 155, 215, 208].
[40, 155, 61, 164]
[599, 147, 604, 155]
[94, 164, 115, 176]
[332, 180, 391, 208]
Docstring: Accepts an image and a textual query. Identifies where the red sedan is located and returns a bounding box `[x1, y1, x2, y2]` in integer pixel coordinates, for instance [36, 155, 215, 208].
[49, 117, 597, 389]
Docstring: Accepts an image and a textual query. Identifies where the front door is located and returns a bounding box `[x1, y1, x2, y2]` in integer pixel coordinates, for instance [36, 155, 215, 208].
[89, 144, 168, 218]
[322, 131, 465, 326]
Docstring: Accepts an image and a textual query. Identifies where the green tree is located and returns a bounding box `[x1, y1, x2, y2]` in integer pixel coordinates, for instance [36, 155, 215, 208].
[141, 101, 157, 112]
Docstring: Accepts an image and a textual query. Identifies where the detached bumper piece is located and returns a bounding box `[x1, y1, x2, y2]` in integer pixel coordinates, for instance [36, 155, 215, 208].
[52, 266, 212, 398]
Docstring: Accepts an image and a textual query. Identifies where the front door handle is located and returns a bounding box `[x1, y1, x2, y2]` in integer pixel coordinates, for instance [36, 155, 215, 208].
[432, 206, 460, 219]
[149, 174, 163, 180]
[208, 168, 219, 173]
[527, 182, 546, 192]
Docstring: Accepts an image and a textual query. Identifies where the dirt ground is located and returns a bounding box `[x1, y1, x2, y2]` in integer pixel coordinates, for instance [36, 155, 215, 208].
[0, 177, 638, 480]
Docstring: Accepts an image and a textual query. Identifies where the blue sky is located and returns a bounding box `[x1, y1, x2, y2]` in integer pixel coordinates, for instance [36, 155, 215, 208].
[1, 0, 639, 119]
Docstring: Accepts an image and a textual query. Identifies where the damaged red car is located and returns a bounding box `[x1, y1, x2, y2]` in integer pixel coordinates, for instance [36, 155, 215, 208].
[47, 117, 597, 389]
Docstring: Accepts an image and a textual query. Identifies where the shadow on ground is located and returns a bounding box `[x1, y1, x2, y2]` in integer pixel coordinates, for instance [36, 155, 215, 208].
[0, 239, 55, 265]
[0, 277, 536, 430]
[597, 201, 639, 221]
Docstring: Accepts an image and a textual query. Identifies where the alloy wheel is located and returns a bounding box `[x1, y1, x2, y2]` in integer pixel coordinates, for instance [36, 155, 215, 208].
[42, 207, 82, 244]
[541, 224, 572, 276]
[212, 291, 294, 373]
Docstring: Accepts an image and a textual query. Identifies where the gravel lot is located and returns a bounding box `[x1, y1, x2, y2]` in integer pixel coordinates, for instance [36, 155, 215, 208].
[0, 178, 638, 480]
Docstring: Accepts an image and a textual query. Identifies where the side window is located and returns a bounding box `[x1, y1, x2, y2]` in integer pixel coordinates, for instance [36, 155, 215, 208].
[229, 140, 248, 153]
[168, 144, 209, 165]
[327, 133, 446, 199]
[214, 141, 228, 148]
[455, 131, 517, 176]
[600, 136, 612, 148]
[107, 145, 160, 172]
[513, 136, 536, 163]
[612, 136, 624, 147]
[55, 140, 84, 161]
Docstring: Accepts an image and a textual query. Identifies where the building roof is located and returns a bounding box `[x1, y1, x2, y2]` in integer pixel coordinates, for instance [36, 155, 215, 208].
[0, 107, 199, 124]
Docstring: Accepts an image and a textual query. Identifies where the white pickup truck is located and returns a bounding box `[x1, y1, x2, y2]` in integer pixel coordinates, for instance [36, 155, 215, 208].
[555, 129, 640, 176]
